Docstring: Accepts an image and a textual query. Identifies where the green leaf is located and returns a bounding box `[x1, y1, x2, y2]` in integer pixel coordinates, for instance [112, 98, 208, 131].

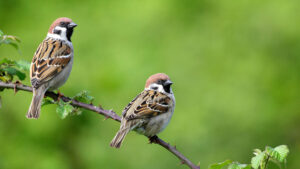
[253, 149, 262, 155]
[0, 76, 9, 83]
[72, 90, 94, 103]
[228, 163, 251, 169]
[72, 107, 82, 115]
[3, 67, 26, 80]
[266, 146, 280, 162]
[274, 145, 289, 162]
[2, 35, 20, 43]
[2, 67, 17, 76]
[56, 100, 74, 119]
[13, 36, 21, 43]
[8, 42, 19, 50]
[0, 33, 20, 51]
[15, 69, 26, 80]
[0, 96, 2, 108]
[41, 97, 55, 107]
[0, 59, 28, 81]
[209, 160, 232, 169]
[241, 165, 251, 169]
[0, 58, 16, 65]
[15, 60, 30, 71]
[251, 151, 267, 169]
[267, 145, 289, 163]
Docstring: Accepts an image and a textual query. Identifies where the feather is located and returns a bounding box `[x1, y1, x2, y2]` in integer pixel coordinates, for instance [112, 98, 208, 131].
[30, 38, 72, 89]
[124, 90, 171, 120]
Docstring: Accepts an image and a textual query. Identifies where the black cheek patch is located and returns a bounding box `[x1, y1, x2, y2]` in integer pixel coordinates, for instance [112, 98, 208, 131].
[53, 29, 61, 35]
[66, 28, 74, 41]
[151, 86, 158, 90]
[163, 84, 171, 93]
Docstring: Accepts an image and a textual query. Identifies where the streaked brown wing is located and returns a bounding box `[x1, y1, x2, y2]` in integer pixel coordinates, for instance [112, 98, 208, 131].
[30, 38, 72, 88]
[122, 92, 142, 117]
[125, 90, 171, 120]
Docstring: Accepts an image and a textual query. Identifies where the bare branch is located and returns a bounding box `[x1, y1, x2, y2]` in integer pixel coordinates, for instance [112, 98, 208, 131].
[0, 81, 200, 169]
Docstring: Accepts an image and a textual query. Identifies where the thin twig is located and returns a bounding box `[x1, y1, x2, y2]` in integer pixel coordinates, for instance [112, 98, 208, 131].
[0, 81, 200, 169]
[264, 155, 270, 169]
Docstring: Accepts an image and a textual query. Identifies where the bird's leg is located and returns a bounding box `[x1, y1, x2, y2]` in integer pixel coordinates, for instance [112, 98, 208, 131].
[57, 90, 64, 101]
[149, 135, 159, 144]
[13, 80, 22, 94]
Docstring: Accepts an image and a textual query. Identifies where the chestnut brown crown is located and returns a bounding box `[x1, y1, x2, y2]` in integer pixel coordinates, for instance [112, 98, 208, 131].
[145, 73, 171, 88]
[48, 17, 73, 33]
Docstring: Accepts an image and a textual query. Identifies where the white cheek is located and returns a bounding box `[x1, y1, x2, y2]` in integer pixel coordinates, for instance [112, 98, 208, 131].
[47, 26, 68, 41]
[157, 85, 164, 93]
[146, 84, 165, 93]
[57, 27, 67, 38]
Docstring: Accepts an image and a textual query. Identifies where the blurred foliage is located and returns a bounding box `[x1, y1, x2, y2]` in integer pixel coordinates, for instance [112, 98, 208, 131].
[55, 100, 80, 119]
[210, 145, 289, 169]
[0, 0, 300, 169]
[42, 91, 94, 119]
[0, 31, 29, 82]
[210, 160, 251, 169]
[0, 30, 21, 50]
[72, 90, 94, 104]
[0, 58, 30, 82]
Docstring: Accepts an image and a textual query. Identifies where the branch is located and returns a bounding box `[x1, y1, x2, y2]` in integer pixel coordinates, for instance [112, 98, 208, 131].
[0, 81, 200, 169]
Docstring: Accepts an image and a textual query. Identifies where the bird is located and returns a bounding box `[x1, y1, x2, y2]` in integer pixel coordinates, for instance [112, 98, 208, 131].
[27, 17, 77, 119]
[110, 73, 175, 148]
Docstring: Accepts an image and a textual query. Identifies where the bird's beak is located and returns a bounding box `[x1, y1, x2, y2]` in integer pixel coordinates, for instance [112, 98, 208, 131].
[164, 80, 173, 86]
[68, 22, 77, 28]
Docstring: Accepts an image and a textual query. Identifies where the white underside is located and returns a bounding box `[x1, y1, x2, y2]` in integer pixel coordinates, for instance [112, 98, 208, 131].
[48, 55, 73, 91]
[135, 94, 175, 137]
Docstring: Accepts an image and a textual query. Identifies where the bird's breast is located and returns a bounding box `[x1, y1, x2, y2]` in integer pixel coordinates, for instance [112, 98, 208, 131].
[139, 108, 174, 137]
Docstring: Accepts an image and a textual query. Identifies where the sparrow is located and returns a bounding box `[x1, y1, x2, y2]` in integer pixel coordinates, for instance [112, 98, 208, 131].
[27, 17, 77, 119]
[110, 73, 175, 148]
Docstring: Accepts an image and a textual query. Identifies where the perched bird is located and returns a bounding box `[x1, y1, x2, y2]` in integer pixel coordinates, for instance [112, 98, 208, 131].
[27, 17, 77, 119]
[110, 73, 175, 148]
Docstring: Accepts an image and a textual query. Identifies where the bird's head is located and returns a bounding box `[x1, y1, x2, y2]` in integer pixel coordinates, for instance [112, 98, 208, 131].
[145, 73, 173, 94]
[48, 17, 77, 41]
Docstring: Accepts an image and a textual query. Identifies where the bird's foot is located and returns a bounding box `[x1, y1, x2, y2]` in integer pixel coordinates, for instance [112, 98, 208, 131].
[13, 80, 22, 94]
[149, 135, 159, 144]
[57, 90, 64, 101]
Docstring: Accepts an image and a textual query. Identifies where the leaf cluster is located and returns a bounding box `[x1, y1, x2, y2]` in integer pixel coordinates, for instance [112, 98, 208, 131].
[209, 160, 251, 169]
[0, 58, 30, 82]
[0, 30, 21, 50]
[0, 30, 29, 83]
[42, 90, 94, 119]
[209, 145, 289, 169]
[251, 145, 289, 169]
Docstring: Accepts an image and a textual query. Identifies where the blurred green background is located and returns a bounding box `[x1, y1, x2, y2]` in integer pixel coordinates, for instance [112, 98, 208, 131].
[0, 0, 299, 168]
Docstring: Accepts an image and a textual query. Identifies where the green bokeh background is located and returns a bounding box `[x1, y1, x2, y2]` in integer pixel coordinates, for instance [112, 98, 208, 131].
[0, 0, 299, 168]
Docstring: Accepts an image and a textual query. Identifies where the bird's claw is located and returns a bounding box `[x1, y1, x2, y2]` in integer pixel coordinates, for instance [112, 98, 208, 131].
[57, 90, 64, 101]
[148, 135, 159, 144]
[13, 80, 22, 94]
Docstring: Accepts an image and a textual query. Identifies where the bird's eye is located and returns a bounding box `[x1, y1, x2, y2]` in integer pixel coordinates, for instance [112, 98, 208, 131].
[60, 22, 65, 26]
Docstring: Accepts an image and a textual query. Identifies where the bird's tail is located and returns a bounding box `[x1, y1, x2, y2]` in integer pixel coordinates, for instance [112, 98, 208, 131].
[110, 124, 130, 148]
[27, 86, 46, 119]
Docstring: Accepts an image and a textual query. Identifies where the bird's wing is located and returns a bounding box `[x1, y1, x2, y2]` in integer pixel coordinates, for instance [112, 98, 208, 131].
[123, 90, 172, 121]
[30, 38, 72, 88]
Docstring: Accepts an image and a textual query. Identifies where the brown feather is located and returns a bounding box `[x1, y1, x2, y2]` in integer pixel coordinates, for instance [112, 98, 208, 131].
[124, 90, 171, 121]
[30, 38, 72, 88]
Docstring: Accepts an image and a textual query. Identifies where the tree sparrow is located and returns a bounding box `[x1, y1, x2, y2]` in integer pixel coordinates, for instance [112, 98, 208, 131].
[110, 73, 175, 148]
[27, 17, 77, 119]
